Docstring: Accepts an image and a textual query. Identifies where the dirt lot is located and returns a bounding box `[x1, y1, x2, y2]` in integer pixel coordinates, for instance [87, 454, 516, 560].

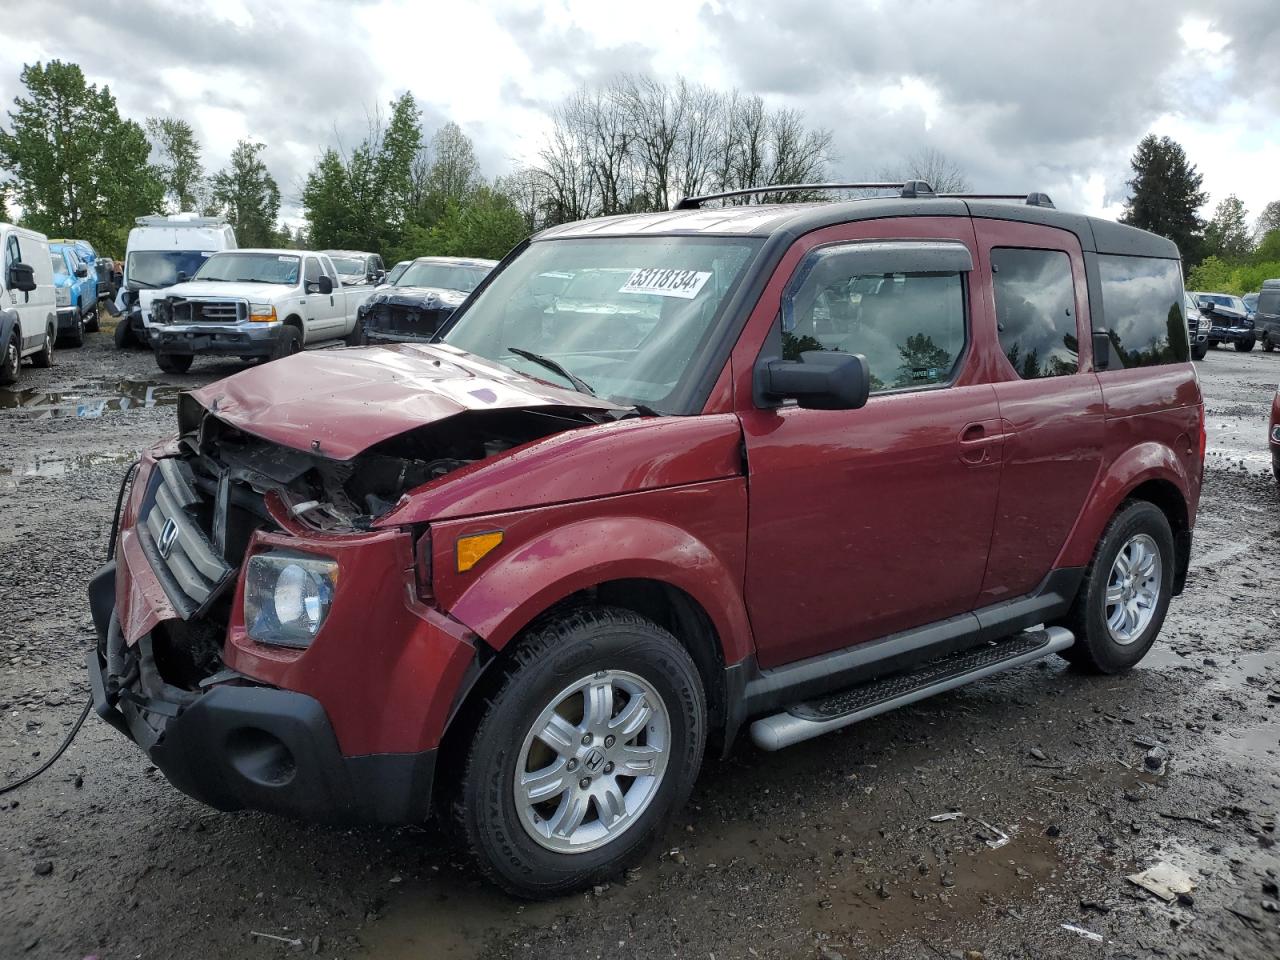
[2, 329, 1278, 960]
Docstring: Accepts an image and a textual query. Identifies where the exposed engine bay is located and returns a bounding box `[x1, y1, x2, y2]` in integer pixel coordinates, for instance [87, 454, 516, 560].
[178, 403, 616, 552]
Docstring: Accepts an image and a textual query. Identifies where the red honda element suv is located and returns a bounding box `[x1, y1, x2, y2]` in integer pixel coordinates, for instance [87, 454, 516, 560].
[87, 182, 1205, 897]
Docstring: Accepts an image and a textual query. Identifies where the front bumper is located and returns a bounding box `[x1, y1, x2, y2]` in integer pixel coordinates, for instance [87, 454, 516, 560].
[88, 561, 437, 825]
[150, 321, 287, 358]
[56, 305, 77, 330]
[1207, 325, 1253, 344]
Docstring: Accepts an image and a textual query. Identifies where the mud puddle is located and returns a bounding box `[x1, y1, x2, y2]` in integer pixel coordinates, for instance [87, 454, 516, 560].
[0, 378, 181, 419]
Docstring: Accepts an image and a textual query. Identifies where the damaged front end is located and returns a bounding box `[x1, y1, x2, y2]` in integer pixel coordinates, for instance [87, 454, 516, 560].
[87, 348, 627, 822]
[358, 286, 466, 344]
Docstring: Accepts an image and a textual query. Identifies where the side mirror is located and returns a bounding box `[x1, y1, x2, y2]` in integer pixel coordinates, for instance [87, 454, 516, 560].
[8, 262, 36, 293]
[1092, 331, 1112, 371]
[75, 263, 89, 278]
[317, 275, 334, 295]
[176, 271, 188, 283]
[758, 351, 870, 410]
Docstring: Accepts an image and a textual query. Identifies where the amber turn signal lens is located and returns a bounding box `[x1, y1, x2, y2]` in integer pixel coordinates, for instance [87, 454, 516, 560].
[456, 531, 503, 572]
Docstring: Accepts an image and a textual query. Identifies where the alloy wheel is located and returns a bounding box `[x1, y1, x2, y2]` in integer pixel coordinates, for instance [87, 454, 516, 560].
[1104, 533, 1162, 644]
[514, 669, 670, 854]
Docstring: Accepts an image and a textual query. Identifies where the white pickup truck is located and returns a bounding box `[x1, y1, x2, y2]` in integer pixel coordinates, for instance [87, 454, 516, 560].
[146, 249, 375, 373]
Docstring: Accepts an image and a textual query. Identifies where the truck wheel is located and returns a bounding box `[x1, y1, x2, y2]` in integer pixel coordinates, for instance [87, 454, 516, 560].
[1262, 334, 1275, 353]
[113, 318, 135, 349]
[344, 321, 365, 347]
[61, 309, 85, 347]
[156, 352, 193, 374]
[85, 308, 99, 333]
[1236, 336, 1255, 352]
[31, 326, 54, 368]
[272, 326, 302, 361]
[454, 606, 706, 898]
[1191, 341, 1207, 361]
[1056, 500, 1174, 674]
[0, 331, 19, 385]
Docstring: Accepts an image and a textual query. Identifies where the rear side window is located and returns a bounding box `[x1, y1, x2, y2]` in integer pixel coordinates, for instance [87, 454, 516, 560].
[782, 265, 966, 393]
[1098, 255, 1188, 366]
[1259, 290, 1280, 316]
[991, 248, 1078, 379]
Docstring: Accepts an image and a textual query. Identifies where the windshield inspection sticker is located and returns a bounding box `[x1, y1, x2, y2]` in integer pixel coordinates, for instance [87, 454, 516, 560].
[619, 268, 711, 299]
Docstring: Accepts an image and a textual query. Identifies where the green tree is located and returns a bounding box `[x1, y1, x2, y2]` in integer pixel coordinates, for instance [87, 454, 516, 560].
[207, 140, 280, 247]
[1203, 194, 1252, 262]
[1120, 134, 1207, 263]
[416, 121, 481, 224]
[303, 92, 423, 256]
[401, 185, 527, 261]
[146, 116, 204, 211]
[1255, 200, 1280, 241]
[0, 60, 162, 254]
[0, 182, 9, 222]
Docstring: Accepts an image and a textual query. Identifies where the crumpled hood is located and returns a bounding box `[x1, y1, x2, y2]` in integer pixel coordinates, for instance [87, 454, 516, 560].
[365, 285, 467, 310]
[161, 279, 295, 300]
[182, 342, 627, 460]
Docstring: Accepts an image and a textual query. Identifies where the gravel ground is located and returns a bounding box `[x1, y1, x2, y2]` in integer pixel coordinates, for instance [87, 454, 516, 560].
[1, 328, 1278, 960]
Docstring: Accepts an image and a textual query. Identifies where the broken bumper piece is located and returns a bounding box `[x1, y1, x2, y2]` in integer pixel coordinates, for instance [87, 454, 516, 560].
[87, 607, 436, 826]
[150, 322, 287, 358]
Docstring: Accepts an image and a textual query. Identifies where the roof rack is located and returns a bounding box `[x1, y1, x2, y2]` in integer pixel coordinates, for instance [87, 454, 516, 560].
[938, 192, 1055, 209]
[674, 180, 936, 210]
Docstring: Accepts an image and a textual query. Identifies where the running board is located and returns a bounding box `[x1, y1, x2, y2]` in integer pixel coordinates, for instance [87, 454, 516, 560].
[749, 627, 1075, 751]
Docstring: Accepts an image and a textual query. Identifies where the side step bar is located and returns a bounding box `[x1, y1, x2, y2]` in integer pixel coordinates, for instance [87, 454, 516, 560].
[750, 627, 1075, 751]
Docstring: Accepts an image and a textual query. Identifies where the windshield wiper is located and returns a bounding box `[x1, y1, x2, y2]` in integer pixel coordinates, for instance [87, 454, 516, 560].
[506, 346, 596, 396]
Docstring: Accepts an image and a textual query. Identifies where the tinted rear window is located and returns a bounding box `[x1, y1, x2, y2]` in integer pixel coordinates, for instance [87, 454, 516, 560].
[1098, 255, 1188, 367]
[992, 248, 1079, 379]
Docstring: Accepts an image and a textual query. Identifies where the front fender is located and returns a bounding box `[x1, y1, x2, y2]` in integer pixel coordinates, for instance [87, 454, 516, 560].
[1058, 440, 1195, 569]
[430, 479, 753, 665]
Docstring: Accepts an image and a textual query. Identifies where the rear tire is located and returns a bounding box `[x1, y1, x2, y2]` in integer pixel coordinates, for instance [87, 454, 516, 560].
[0, 331, 19, 385]
[31, 326, 54, 368]
[156, 352, 193, 374]
[1236, 336, 1255, 352]
[1262, 333, 1275, 353]
[1057, 500, 1174, 674]
[454, 606, 706, 899]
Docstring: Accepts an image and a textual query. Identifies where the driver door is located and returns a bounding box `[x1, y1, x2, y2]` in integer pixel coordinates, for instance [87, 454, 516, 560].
[303, 256, 342, 338]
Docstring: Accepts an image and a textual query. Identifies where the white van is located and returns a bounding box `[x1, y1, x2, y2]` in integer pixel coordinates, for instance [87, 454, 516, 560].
[115, 213, 237, 347]
[1, 223, 58, 385]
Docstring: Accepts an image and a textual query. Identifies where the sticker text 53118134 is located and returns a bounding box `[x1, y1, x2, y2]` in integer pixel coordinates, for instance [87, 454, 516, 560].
[618, 268, 712, 300]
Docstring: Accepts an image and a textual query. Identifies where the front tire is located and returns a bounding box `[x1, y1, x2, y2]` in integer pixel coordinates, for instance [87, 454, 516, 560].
[455, 606, 706, 898]
[156, 352, 193, 374]
[1236, 336, 1255, 352]
[272, 326, 302, 361]
[60, 309, 85, 347]
[1191, 341, 1208, 361]
[85, 308, 99, 333]
[1057, 500, 1174, 673]
[1262, 333, 1275, 353]
[0, 331, 19, 385]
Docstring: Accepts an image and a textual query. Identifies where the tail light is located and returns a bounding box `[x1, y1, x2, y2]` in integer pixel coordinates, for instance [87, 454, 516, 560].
[413, 528, 434, 603]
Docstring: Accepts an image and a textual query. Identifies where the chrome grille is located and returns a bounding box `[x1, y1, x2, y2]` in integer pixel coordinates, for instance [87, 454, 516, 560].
[139, 458, 234, 618]
[193, 300, 245, 323]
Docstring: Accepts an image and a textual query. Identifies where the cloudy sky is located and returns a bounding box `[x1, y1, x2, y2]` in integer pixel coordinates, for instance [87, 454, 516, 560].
[3, 0, 1278, 228]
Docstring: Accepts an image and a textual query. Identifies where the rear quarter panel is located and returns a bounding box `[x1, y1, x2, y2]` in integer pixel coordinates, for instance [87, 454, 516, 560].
[1058, 365, 1203, 569]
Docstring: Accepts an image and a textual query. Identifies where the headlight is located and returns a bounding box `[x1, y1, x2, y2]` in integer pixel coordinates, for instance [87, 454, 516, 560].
[244, 551, 338, 648]
[55, 286, 70, 306]
[248, 303, 277, 322]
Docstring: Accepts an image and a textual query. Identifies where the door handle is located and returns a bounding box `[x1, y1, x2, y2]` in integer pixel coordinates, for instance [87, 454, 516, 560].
[958, 420, 1005, 465]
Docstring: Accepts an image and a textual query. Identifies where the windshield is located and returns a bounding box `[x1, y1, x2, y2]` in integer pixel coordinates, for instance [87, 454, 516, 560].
[441, 236, 762, 411]
[1201, 294, 1241, 309]
[126, 250, 212, 289]
[195, 252, 299, 285]
[385, 261, 409, 285]
[50, 252, 68, 278]
[399, 261, 490, 292]
[330, 256, 366, 277]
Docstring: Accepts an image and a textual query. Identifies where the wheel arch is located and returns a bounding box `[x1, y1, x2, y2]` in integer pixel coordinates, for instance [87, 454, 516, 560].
[282, 313, 304, 343]
[1060, 443, 1194, 594]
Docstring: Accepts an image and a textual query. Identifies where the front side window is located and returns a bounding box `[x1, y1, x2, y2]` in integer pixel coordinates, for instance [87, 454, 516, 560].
[991, 247, 1079, 379]
[1099, 255, 1188, 367]
[196, 252, 300, 285]
[780, 247, 967, 393]
[442, 236, 761, 411]
[5, 235, 20, 273]
[303, 258, 322, 285]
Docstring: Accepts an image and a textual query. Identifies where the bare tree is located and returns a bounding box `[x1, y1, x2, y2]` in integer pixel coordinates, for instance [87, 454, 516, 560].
[879, 147, 970, 193]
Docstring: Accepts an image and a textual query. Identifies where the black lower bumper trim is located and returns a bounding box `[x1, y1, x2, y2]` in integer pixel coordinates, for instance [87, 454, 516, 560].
[86, 622, 435, 825]
[151, 327, 285, 358]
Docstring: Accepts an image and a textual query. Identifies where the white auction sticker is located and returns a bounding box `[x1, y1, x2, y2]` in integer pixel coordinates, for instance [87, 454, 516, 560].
[618, 268, 712, 299]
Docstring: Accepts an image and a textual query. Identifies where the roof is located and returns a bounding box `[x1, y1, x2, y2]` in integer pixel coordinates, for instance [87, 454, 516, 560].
[535, 196, 1180, 260]
[409, 255, 499, 268]
[320, 249, 379, 258]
